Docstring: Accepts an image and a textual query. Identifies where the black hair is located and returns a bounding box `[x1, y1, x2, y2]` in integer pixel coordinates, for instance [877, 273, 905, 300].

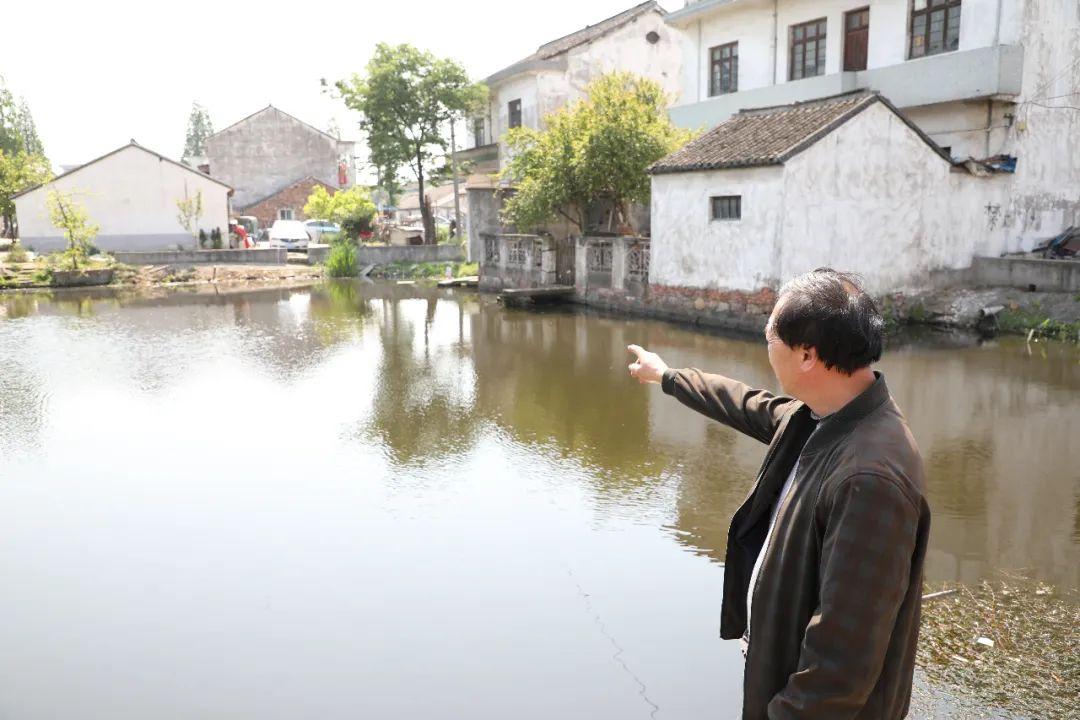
[773, 268, 884, 375]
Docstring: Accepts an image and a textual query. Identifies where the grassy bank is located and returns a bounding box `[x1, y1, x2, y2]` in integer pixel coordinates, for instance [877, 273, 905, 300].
[369, 261, 479, 281]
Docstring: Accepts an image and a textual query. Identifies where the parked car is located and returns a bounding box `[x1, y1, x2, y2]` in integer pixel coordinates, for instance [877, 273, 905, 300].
[304, 219, 342, 244]
[268, 220, 311, 250]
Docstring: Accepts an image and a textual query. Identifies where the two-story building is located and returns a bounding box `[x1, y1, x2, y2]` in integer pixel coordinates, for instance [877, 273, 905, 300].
[642, 0, 1080, 306]
[204, 106, 356, 228]
[462, 1, 686, 268]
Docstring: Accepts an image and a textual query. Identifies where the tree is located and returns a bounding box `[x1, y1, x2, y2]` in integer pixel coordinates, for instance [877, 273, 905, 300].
[333, 43, 486, 243]
[500, 73, 693, 234]
[175, 186, 204, 248]
[46, 190, 99, 270]
[0, 150, 52, 237]
[181, 102, 214, 165]
[303, 185, 377, 238]
[15, 100, 44, 156]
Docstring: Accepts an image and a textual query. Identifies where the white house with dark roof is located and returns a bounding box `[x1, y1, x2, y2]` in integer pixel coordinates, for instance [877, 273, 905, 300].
[649, 92, 1010, 294]
[13, 141, 232, 253]
[661, 0, 1080, 254]
[464, 0, 686, 266]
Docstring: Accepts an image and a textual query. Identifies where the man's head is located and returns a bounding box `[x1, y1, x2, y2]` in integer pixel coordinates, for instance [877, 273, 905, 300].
[765, 269, 884, 399]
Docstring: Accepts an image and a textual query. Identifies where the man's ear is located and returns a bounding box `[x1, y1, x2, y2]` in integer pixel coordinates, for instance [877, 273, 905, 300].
[799, 345, 818, 372]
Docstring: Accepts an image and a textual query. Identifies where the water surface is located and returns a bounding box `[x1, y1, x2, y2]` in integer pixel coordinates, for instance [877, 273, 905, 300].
[0, 282, 1075, 719]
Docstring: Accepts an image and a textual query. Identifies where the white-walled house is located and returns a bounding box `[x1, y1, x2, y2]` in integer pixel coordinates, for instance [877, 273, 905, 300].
[662, 0, 1080, 253]
[650, 92, 1008, 295]
[13, 141, 232, 253]
[464, 0, 686, 265]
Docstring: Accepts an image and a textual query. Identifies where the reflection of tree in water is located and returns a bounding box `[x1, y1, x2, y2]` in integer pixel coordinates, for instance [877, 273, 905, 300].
[469, 304, 656, 482]
[925, 437, 994, 518]
[356, 293, 484, 467]
[0, 359, 47, 457]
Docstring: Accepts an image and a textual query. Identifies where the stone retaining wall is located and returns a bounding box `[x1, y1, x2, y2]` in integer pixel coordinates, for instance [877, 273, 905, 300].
[113, 248, 287, 265]
[307, 244, 467, 266]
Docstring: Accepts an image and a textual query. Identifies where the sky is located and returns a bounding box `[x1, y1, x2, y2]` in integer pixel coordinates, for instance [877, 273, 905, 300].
[1, 0, 664, 174]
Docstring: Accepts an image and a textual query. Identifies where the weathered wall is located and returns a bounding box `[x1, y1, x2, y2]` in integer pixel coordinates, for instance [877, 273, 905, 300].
[205, 107, 353, 209]
[544, 10, 684, 117]
[14, 144, 230, 253]
[969, 256, 1080, 292]
[650, 165, 784, 291]
[466, 188, 502, 263]
[991, 0, 1080, 251]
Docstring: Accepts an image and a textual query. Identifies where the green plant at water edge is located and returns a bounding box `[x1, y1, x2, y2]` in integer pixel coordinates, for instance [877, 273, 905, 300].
[210, 227, 223, 250]
[326, 243, 358, 277]
[45, 189, 98, 270]
[32, 266, 52, 284]
[6, 241, 28, 263]
[997, 308, 1080, 341]
[198, 229, 208, 248]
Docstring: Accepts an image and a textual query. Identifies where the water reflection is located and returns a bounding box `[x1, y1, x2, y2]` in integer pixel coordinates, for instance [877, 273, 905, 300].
[0, 282, 1076, 719]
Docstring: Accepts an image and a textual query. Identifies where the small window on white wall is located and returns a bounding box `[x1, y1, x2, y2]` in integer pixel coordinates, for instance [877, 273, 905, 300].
[711, 195, 741, 221]
[279, 208, 294, 220]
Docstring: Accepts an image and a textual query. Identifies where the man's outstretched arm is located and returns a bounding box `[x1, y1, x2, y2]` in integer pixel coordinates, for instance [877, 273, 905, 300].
[627, 345, 796, 445]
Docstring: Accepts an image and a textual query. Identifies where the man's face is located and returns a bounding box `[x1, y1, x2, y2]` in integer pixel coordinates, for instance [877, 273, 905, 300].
[765, 299, 803, 396]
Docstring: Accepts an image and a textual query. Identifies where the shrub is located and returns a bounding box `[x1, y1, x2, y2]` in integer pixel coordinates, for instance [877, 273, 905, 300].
[6, 242, 28, 263]
[325, 243, 358, 278]
[211, 228, 223, 250]
[198, 229, 208, 248]
[435, 225, 451, 244]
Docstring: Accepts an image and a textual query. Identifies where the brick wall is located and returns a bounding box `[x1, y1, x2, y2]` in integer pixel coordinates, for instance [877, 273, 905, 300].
[240, 178, 338, 229]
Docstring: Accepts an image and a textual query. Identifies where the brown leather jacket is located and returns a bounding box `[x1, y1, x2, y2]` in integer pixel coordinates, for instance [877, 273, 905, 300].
[662, 370, 929, 719]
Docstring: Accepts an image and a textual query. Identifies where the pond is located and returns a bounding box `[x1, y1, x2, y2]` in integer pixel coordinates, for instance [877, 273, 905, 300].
[0, 282, 1076, 719]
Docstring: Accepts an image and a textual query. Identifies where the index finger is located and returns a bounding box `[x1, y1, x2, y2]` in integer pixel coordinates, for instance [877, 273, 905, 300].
[627, 344, 646, 359]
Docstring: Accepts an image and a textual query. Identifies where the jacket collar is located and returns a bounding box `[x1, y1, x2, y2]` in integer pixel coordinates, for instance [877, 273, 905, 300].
[800, 371, 890, 457]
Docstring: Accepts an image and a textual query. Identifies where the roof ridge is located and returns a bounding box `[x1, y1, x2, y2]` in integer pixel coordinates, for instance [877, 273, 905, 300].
[535, 1, 658, 57]
[11, 142, 233, 199]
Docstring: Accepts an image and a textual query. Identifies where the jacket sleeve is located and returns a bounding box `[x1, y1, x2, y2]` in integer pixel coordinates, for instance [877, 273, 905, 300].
[766, 474, 921, 720]
[661, 368, 796, 444]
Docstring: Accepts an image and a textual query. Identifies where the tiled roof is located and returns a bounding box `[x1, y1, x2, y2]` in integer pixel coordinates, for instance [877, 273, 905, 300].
[487, 2, 662, 85]
[650, 92, 948, 174]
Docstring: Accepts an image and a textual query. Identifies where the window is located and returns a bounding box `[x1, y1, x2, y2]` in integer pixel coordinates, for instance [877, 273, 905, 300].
[508, 99, 522, 129]
[473, 118, 485, 147]
[843, 8, 870, 72]
[711, 195, 741, 221]
[790, 18, 827, 80]
[279, 208, 294, 221]
[910, 0, 961, 58]
[709, 42, 739, 96]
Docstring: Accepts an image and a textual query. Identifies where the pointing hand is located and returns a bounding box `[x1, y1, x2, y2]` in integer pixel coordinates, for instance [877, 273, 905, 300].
[627, 344, 668, 385]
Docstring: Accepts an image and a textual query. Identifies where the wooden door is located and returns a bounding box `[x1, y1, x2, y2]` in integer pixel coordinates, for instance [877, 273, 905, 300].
[844, 8, 869, 71]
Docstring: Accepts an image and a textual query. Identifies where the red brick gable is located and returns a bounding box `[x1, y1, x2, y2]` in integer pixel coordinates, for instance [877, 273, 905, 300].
[238, 177, 339, 228]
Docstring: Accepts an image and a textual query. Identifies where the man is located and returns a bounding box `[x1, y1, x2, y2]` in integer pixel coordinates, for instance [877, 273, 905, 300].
[627, 269, 930, 719]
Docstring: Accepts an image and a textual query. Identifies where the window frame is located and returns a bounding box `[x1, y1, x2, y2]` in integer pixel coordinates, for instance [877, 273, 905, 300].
[473, 117, 485, 147]
[909, 0, 962, 59]
[709, 41, 739, 96]
[278, 208, 294, 221]
[710, 195, 742, 222]
[789, 17, 828, 81]
[508, 99, 522, 129]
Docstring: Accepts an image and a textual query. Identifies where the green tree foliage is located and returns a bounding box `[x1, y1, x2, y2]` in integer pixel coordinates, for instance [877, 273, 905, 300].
[181, 101, 214, 165]
[500, 73, 693, 233]
[303, 185, 377, 238]
[0, 150, 52, 237]
[0, 77, 51, 237]
[45, 190, 99, 270]
[333, 43, 486, 243]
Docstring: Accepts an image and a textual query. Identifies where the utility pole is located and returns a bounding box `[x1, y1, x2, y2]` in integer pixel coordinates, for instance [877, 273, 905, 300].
[450, 118, 463, 247]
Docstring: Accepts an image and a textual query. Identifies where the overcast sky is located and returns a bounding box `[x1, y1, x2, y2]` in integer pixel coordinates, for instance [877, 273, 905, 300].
[1, 0, 663, 173]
